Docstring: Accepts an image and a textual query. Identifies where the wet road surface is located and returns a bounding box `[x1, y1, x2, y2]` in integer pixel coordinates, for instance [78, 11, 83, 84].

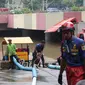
[0, 68, 67, 85]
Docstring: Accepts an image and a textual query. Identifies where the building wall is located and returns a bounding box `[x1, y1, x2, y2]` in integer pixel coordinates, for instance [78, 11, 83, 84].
[32, 13, 36, 30]
[77, 22, 85, 34]
[8, 14, 14, 28]
[0, 15, 8, 23]
[36, 13, 46, 30]
[46, 12, 63, 30]
[14, 14, 24, 28]
[24, 14, 32, 30]
[1, 11, 85, 31]
[81, 11, 85, 22]
[64, 11, 81, 22]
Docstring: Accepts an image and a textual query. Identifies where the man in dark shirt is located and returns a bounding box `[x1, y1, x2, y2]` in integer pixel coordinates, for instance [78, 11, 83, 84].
[31, 40, 45, 67]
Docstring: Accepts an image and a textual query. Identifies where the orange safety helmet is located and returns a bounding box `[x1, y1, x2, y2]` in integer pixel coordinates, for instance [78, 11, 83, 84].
[62, 22, 75, 31]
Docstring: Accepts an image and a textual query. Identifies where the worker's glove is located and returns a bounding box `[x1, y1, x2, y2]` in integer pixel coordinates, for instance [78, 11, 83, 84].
[58, 74, 62, 85]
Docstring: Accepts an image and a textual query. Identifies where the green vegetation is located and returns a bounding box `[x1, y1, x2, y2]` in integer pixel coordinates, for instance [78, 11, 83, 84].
[0, 0, 6, 7]
[11, 8, 32, 14]
[0, 0, 84, 13]
[71, 6, 85, 11]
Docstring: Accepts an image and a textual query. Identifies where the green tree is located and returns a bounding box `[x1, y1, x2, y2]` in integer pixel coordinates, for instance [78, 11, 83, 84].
[71, 5, 80, 11]
[22, 0, 42, 11]
[0, 0, 6, 7]
[22, 8, 31, 13]
[63, 0, 75, 7]
[22, 0, 63, 11]
[75, 0, 83, 6]
[22, 0, 31, 8]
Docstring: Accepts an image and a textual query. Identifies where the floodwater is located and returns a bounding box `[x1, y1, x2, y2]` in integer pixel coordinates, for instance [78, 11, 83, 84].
[0, 68, 67, 85]
[0, 38, 61, 60]
[16, 40, 61, 60]
[0, 70, 32, 82]
[0, 70, 32, 85]
[0, 38, 62, 85]
[29, 40, 61, 60]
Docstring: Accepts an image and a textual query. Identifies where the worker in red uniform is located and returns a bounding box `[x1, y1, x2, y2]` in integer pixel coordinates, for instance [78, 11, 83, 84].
[58, 22, 85, 85]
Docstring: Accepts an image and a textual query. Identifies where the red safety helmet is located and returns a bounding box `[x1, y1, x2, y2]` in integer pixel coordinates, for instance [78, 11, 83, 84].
[62, 22, 75, 31]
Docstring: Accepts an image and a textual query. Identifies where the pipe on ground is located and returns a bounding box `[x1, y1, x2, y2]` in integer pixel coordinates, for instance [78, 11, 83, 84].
[48, 64, 60, 70]
[13, 57, 37, 85]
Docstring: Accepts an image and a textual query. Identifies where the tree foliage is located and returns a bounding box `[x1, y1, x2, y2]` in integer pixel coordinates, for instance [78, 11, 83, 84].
[75, 0, 83, 6]
[0, 0, 6, 7]
[1, 0, 84, 13]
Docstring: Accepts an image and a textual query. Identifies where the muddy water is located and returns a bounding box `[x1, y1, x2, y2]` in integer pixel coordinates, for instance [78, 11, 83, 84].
[25, 40, 61, 60]
[0, 38, 61, 60]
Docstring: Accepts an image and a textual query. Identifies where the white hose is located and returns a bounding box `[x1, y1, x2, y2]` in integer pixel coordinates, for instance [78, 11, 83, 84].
[32, 77, 37, 85]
